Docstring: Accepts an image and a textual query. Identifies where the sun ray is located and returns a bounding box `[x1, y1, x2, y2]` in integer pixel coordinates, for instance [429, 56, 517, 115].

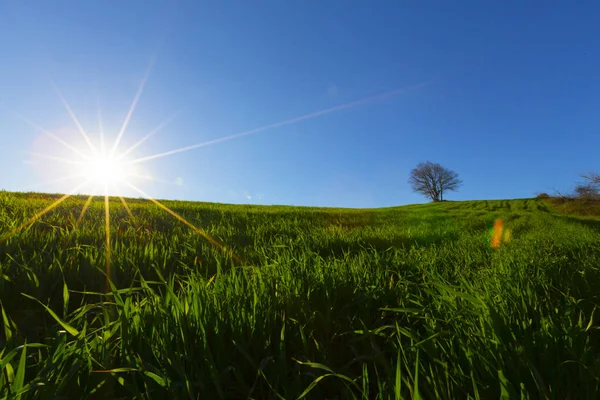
[76, 195, 94, 227]
[110, 55, 157, 157]
[51, 81, 98, 155]
[124, 181, 242, 262]
[117, 195, 139, 230]
[104, 189, 111, 292]
[0, 181, 87, 244]
[129, 172, 179, 186]
[17, 173, 87, 193]
[98, 102, 106, 154]
[127, 81, 433, 166]
[15, 113, 89, 159]
[117, 112, 179, 160]
[30, 152, 86, 166]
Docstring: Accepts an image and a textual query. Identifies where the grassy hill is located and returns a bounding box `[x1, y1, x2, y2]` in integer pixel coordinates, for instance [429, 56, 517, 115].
[1, 192, 599, 399]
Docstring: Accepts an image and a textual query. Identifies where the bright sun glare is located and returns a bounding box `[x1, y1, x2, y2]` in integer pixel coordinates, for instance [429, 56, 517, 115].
[83, 154, 129, 186]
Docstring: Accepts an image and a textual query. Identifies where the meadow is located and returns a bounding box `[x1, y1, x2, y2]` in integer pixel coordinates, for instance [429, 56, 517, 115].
[0, 192, 599, 399]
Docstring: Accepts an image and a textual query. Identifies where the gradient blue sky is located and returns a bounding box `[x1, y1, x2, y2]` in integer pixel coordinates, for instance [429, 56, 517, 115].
[1, 1, 598, 208]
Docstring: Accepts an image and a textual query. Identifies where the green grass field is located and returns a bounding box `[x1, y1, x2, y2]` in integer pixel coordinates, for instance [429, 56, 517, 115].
[1, 192, 599, 399]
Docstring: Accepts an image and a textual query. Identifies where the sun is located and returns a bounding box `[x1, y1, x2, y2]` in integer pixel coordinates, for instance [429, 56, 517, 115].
[83, 154, 129, 186]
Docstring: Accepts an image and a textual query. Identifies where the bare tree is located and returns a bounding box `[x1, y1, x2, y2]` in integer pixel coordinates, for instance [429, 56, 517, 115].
[581, 172, 600, 186]
[409, 161, 462, 202]
[574, 184, 599, 199]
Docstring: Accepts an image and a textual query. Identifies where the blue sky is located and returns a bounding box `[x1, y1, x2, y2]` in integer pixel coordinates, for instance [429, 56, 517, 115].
[0, 1, 598, 208]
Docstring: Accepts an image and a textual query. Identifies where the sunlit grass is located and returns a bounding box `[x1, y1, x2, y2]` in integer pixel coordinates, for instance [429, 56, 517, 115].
[0, 194, 599, 398]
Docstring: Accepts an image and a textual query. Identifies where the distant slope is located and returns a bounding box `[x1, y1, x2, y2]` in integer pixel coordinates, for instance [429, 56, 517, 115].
[545, 196, 600, 217]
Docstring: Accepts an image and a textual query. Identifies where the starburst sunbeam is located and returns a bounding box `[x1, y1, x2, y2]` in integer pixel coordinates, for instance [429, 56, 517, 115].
[51, 81, 99, 155]
[124, 181, 242, 263]
[110, 55, 157, 157]
[0, 181, 87, 244]
[128, 81, 432, 166]
[16, 113, 89, 159]
[30, 152, 86, 166]
[76, 195, 94, 227]
[117, 195, 139, 229]
[117, 112, 179, 160]
[98, 103, 106, 154]
[17, 173, 88, 193]
[129, 172, 180, 186]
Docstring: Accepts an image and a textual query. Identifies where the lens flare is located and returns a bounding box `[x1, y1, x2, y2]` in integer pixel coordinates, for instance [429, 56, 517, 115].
[489, 219, 511, 248]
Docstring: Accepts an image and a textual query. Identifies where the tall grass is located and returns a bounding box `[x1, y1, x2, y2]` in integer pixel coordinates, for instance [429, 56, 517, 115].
[1, 193, 599, 399]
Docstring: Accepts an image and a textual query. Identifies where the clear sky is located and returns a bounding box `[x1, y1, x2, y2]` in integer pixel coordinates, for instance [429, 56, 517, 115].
[0, 1, 598, 208]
